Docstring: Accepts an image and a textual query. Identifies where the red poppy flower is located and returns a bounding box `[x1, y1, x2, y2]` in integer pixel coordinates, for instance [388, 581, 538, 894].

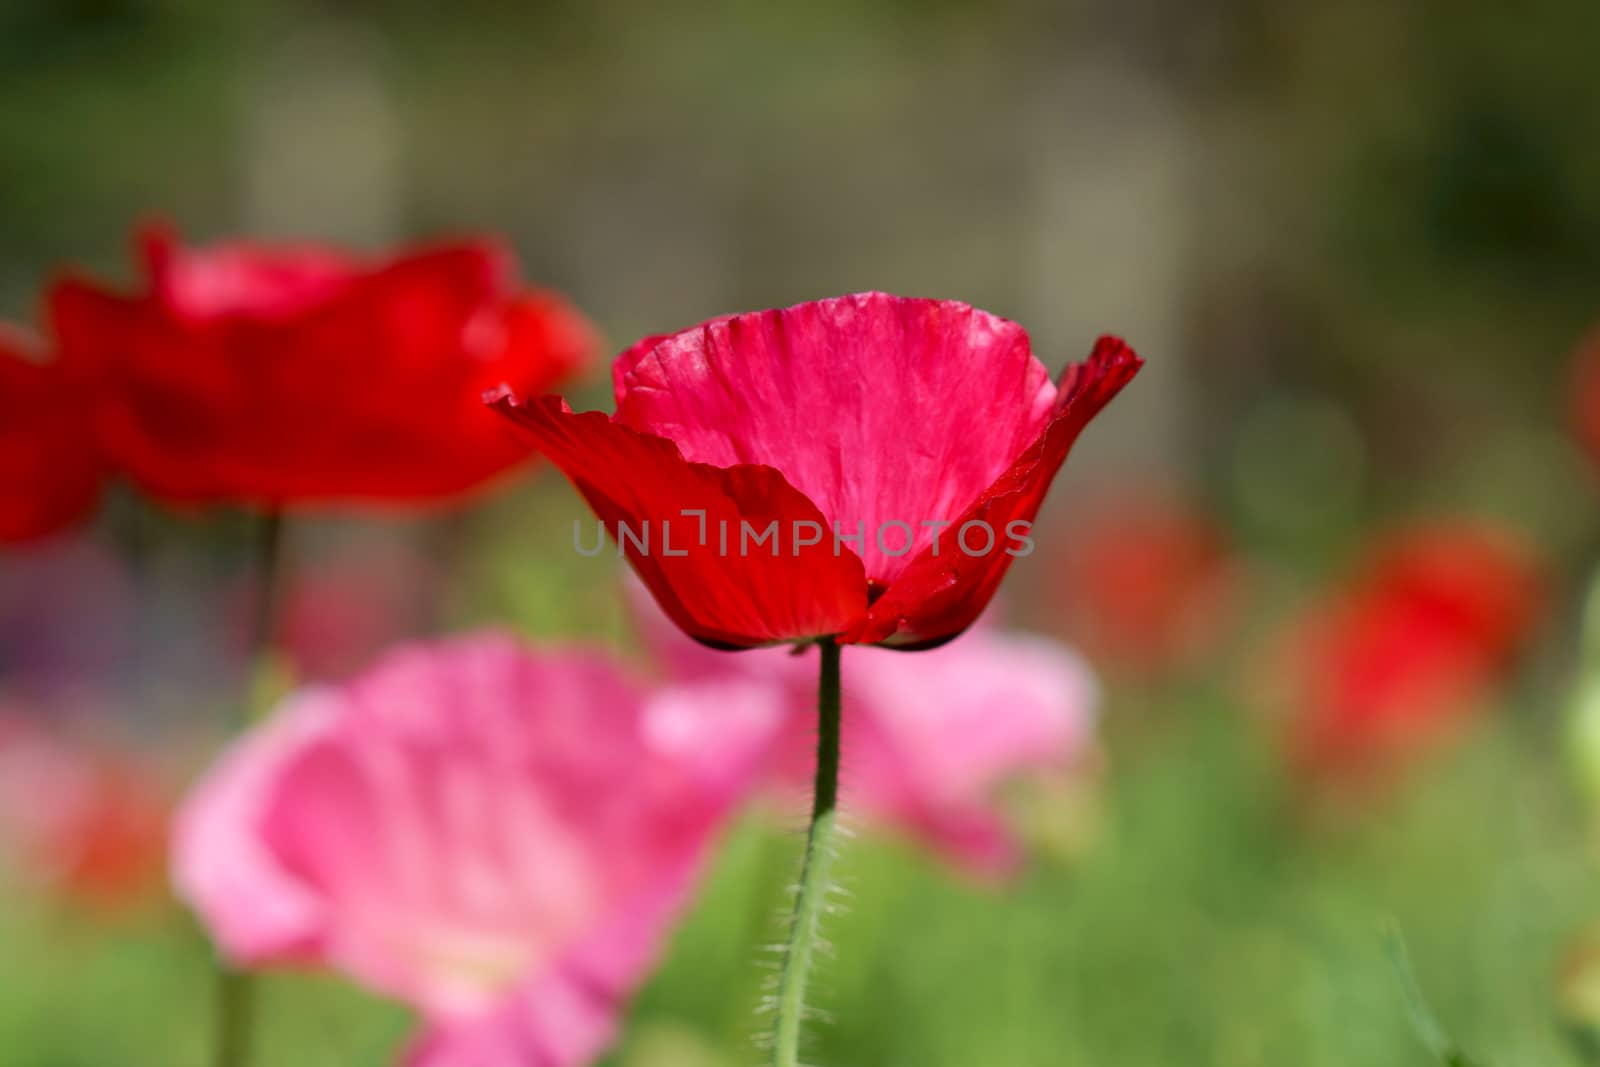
[1055, 487, 1238, 673]
[0, 323, 104, 543]
[491, 292, 1140, 648]
[47, 224, 597, 508]
[1284, 522, 1543, 778]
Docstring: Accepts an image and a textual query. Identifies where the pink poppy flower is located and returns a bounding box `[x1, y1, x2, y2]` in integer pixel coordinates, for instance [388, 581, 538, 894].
[491, 293, 1140, 649]
[630, 586, 1099, 877]
[173, 634, 780, 1067]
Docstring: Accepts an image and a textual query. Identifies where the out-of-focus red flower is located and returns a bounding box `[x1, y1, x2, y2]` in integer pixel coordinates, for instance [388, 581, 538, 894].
[491, 292, 1140, 649]
[0, 714, 167, 907]
[48, 223, 597, 508]
[0, 323, 104, 543]
[1570, 326, 1600, 473]
[1283, 523, 1544, 779]
[1054, 488, 1237, 673]
[253, 544, 435, 682]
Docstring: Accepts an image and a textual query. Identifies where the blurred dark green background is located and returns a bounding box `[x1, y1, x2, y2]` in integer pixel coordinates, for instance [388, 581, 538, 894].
[7, 0, 1600, 556]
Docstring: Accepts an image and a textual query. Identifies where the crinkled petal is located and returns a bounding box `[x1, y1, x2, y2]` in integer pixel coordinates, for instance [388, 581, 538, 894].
[489, 392, 868, 646]
[612, 292, 1057, 584]
[846, 336, 1142, 647]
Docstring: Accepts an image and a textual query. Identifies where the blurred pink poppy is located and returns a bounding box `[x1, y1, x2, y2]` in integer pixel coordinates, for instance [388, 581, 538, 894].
[1052, 487, 1239, 674]
[1280, 522, 1544, 781]
[0, 712, 168, 908]
[631, 585, 1099, 877]
[173, 634, 779, 1067]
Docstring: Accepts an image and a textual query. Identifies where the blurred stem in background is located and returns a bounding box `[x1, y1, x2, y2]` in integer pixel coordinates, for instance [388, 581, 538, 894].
[212, 508, 285, 1067]
[1568, 564, 1600, 819]
[771, 641, 842, 1067]
[1562, 564, 1600, 1063]
[1383, 922, 1484, 1067]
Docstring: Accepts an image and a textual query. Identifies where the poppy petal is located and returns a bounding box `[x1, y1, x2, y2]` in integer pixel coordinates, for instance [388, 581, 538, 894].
[175, 634, 774, 1066]
[402, 872, 696, 1067]
[611, 292, 1057, 586]
[0, 324, 104, 543]
[845, 336, 1142, 647]
[489, 392, 868, 646]
[48, 228, 594, 507]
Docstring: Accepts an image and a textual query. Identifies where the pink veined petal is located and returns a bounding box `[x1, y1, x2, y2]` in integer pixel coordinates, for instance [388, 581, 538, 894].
[173, 633, 772, 1064]
[612, 292, 1058, 585]
[839, 630, 1098, 876]
[404, 969, 619, 1067]
[403, 861, 702, 1067]
[170, 693, 339, 963]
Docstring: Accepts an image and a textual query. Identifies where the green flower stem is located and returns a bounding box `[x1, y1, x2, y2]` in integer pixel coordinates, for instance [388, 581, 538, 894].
[212, 509, 284, 1067]
[771, 640, 843, 1067]
[212, 967, 255, 1067]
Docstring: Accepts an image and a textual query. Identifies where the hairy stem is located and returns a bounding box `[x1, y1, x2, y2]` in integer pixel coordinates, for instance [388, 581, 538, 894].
[771, 640, 842, 1067]
[212, 508, 284, 1067]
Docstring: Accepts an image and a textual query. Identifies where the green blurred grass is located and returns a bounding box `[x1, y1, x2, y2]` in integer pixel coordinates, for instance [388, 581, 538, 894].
[4, 687, 1593, 1067]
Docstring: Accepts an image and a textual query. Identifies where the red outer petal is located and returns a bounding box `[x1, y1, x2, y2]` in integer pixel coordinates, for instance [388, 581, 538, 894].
[489, 392, 868, 647]
[48, 231, 595, 508]
[844, 336, 1142, 647]
[138, 220, 359, 321]
[0, 325, 104, 544]
[499, 289, 602, 397]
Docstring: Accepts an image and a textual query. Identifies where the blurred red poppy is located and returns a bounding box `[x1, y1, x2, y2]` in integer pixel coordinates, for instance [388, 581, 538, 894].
[1054, 488, 1237, 673]
[0, 715, 167, 908]
[47, 224, 597, 508]
[1284, 522, 1544, 779]
[271, 544, 435, 681]
[1570, 325, 1600, 474]
[492, 292, 1140, 649]
[0, 323, 104, 543]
